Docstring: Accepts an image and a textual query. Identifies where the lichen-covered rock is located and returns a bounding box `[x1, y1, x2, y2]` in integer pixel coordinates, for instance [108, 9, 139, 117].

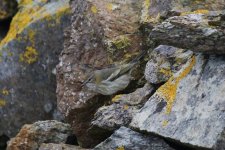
[39, 143, 87, 150]
[145, 45, 193, 84]
[141, 0, 225, 24]
[57, 0, 146, 148]
[7, 120, 72, 150]
[150, 12, 225, 54]
[0, 0, 71, 138]
[91, 83, 154, 132]
[94, 126, 174, 150]
[131, 54, 225, 149]
[0, 0, 17, 20]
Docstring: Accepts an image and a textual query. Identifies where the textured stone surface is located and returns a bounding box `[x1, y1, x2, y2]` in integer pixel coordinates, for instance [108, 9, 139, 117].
[150, 12, 225, 53]
[131, 54, 225, 149]
[7, 120, 72, 150]
[94, 127, 174, 150]
[56, 0, 146, 147]
[0, 0, 71, 138]
[91, 83, 154, 132]
[145, 45, 193, 84]
[0, 0, 17, 20]
[39, 143, 87, 150]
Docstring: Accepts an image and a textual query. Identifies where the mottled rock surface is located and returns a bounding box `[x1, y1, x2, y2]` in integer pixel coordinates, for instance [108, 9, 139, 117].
[57, 0, 146, 147]
[0, 0, 71, 138]
[94, 127, 174, 150]
[0, 0, 17, 20]
[145, 45, 193, 84]
[91, 83, 154, 132]
[150, 12, 225, 53]
[7, 120, 72, 150]
[131, 54, 225, 149]
[39, 143, 87, 150]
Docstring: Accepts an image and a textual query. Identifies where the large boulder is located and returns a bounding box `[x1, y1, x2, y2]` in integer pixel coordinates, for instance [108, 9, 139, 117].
[7, 120, 72, 150]
[57, 0, 146, 147]
[0, 0, 71, 138]
[131, 54, 225, 149]
[0, 0, 17, 20]
[94, 127, 174, 150]
[150, 12, 225, 54]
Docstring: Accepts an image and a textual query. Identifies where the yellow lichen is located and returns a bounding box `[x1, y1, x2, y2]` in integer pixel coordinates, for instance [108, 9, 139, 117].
[162, 120, 168, 127]
[0, 99, 6, 107]
[20, 46, 38, 64]
[181, 9, 209, 16]
[2, 89, 9, 96]
[123, 105, 129, 110]
[112, 94, 123, 103]
[159, 68, 172, 77]
[156, 56, 196, 114]
[91, 5, 98, 14]
[116, 146, 125, 150]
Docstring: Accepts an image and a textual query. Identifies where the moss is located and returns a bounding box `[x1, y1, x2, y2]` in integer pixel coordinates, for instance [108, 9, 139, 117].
[19, 46, 38, 64]
[0, 99, 6, 107]
[156, 56, 196, 114]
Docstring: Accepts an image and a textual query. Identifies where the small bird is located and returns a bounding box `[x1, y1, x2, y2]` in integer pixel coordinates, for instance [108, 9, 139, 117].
[83, 50, 147, 95]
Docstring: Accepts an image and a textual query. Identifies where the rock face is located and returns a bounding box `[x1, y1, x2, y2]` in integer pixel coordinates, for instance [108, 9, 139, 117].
[0, 0, 17, 20]
[131, 54, 225, 149]
[91, 83, 154, 132]
[7, 120, 72, 150]
[39, 143, 87, 150]
[145, 45, 193, 84]
[94, 127, 174, 150]
[150, 12, 225, 53]
[57, 0, 146, 147]
[0, 0, 71, 138]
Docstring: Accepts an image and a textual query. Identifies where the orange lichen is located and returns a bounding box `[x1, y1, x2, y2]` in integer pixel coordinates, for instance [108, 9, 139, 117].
[19, 46, 38, 64]
[156, 56, 196, 114]
[0, 99, 6, 107]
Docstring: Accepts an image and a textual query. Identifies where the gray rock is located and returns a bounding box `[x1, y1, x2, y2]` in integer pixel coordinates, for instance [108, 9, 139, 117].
[7, 120, 72, 150]
[39, 143, 88, 150]
[131, 54, 225, 149]
[94, 127, 174, 150]
[145, 45, 193, 84]
[150, 12, 225, 53]
[91, 83, 154, 131]
[0, 0, 71, 138]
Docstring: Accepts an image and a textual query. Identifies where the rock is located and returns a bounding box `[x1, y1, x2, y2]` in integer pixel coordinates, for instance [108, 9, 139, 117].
[145, 45, 193, 84]
[57, 0, 146, 147]
[141, 0, 225, 24]
[94, 126, 174, 150]
[0, 0, 17, 20]
[91, 83, 154, 132]
[7, 120, 72, 150]
[131, 54, 225, 149]
[0, 0, 71, 138]
[39, 143, 87, 150]
[150, 12, 225, 53]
